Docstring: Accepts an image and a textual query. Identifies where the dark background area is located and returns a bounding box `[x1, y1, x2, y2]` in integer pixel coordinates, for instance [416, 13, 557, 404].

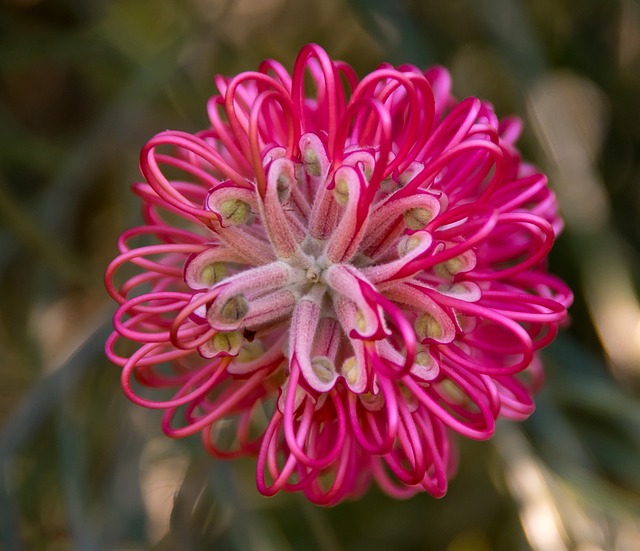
[1, 0, 639, 549]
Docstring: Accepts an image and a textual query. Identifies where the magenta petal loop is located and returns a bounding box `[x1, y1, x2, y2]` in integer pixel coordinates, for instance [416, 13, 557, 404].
[106, 44, 572, 506]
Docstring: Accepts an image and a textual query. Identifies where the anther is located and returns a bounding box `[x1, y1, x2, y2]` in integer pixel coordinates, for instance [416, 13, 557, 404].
[415, 313, 443, 341]
[342, 356, 359, 386]
[303, 148, 321, 177]
[236, 341, 264, 362]
[415, 350, 433, 368]
[333, 176, 349, 206]
[434, 256, 464, 279]
[219, 199, 252, 224]
[311, 356, 335, 384]
[199, 263, 227, 286]
[212, 331, 242, 353]
[276, 172, 292, 202]
[219, 295, 249, 321]
[398, 234, 422, 257]
[403, 207, 434, 230]
[354, 311, 367, 333]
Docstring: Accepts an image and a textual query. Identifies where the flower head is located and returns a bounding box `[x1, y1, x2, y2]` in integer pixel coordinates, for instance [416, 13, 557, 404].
[105, 44, 572, 505]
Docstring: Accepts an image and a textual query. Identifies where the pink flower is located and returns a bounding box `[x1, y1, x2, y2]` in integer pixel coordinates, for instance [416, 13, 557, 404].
[105, 44, 572, 505]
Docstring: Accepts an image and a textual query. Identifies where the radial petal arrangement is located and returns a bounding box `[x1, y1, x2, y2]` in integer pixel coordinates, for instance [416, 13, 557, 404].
[105, 44, 572, 506]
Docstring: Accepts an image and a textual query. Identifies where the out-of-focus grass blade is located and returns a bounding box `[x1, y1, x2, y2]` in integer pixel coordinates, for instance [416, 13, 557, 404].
[0, 312, 113, 466]
[151, 458, 294, 551]
[0, 479, 21, 550]
[0, 310, 113, 547]
[546, 336, 640, 434]
[470, 0, 546, 84]
[206, 461, 293, 551]
[0, 175, 86, 285]
[56, 400, 101, 550]
[347, 0, 434, 66]
[525, 336, 640, 517]
[0, 43, 185, 277]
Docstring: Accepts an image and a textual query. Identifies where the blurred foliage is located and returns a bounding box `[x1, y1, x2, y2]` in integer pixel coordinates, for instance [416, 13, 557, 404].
[1, 0, 640, 549]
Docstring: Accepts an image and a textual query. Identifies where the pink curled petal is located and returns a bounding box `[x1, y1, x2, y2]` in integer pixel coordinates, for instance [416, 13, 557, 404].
[113, 292, 211, 348]
[347, 374, 400, 455]
[434, 281, 482, 303]
[256, 411, 301, 497]
[360, 284, 417, 376]
[494, 375, 536, 420]
[227, 334, 285, 376]
[324, 165, 370, 263]
[422, 97, 482, 161]
[289, 287, 337, 393]
[498, 115, 523, 145]
[410, 354, 440, 382]
[363, 231, 435, 285]
[412, 407, 452, 497]
[256, 157, 302, 259]
[386, 282, 457, 344]
[121, 346, 229, 411]
[303, 432, 359, 506]
[362, 190, 440, 253]
[402, 372, 496, 441]
[348, 68, 435, 176]
[292, 44, 342, 152]
[105, 242, 206, 304]
[141, 131, 247, 214]
[382, 398, 429, 486]
[370, 458, 421, 500]
[324, 264, 386, 340]
[479, 290, 568, 324]
[162, 364, 272, 438]
[282, 361, 346, 470]
[183, 247, 244, 290]
[334, 96, 393, 191]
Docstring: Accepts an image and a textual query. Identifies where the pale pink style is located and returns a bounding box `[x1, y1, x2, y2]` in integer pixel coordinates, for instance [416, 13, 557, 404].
[105, 44, 572, 505]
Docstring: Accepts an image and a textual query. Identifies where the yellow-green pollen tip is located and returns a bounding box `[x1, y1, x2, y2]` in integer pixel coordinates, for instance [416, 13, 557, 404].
[311, 356, 335, 384]
[403, 207, 433, 230]
[333, 177, 350, 206]
[415, 350, 433, 367]
[212, 331, 242, 353]
[303, 148, 321, 177]
[398, 234, 422, 257]
[276, 172, 291, 202]
[415, 313, 443, 340]
[200, 262, 227, 286]
[342, 356, 359, 385]
[219, 198, 251, 224]
[354, 310, 367, 333]
[220, 295, 249, 321]
[434, 255, 466, 279]
[236, 341, 264, 362]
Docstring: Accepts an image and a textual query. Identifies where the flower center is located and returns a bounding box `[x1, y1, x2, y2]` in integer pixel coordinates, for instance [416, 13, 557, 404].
[185, 132, 450, 393]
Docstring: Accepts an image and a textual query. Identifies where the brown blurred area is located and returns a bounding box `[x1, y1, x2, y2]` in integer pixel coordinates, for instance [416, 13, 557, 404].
[1, 1, 639, 549]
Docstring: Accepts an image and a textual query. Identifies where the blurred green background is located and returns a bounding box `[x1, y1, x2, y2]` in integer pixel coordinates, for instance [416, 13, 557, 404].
[1, 0, 640, 549]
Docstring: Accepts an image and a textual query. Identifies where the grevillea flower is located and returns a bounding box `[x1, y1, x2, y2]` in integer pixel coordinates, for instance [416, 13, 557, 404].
[105, 44, 572, 506]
